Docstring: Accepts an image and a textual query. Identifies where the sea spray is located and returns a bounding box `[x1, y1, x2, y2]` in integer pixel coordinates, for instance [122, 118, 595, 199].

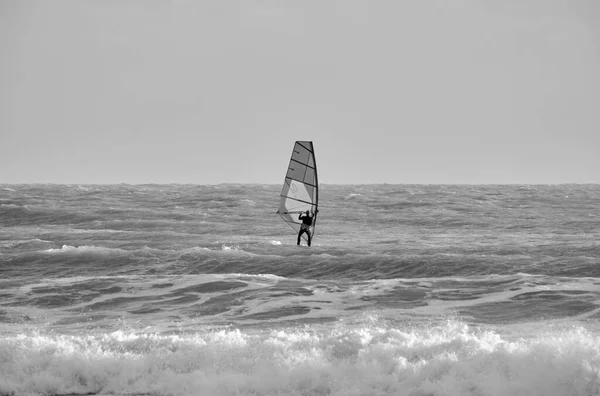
[1, 320, 599, 396]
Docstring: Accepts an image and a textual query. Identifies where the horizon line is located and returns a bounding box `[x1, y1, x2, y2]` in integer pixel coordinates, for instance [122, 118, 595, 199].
[1, 182, 599, 186]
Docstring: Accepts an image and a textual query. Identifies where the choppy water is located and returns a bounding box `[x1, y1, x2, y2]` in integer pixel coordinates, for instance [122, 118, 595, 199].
[1, 184, 599, 396]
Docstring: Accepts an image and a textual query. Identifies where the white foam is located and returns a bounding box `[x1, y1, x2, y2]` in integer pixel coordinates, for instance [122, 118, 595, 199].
[0, 203, 26, 209]
[42, 245, 126, 255]
[1, 321, 598, 396]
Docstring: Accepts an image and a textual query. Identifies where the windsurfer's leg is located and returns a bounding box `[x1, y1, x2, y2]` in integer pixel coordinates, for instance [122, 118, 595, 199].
[307, 231, 312, 246]
[298, 229, 309, 245]
[298, 229, 307, 245]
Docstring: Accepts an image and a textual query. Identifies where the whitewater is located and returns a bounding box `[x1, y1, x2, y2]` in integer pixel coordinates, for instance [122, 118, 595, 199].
[1, 184, 599, 396]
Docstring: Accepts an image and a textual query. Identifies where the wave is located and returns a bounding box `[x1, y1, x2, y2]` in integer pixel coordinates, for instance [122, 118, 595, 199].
[3, 272, 597, 331]
[43, 245, 128, 255]
[0, 238, 52, 249]
[1, 320, 598, 396]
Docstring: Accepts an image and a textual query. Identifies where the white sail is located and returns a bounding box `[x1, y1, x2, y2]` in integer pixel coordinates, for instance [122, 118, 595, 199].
[277, 141, 319, 241]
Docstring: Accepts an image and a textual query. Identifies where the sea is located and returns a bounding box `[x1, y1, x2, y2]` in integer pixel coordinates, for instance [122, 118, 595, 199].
[1, 183, 599, 396]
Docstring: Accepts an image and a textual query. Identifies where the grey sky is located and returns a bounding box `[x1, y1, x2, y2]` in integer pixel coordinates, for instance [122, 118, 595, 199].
[1, 0, 599, 184]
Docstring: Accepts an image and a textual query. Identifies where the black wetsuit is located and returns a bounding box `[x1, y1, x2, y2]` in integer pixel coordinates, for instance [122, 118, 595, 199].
[297, 213, 314, 246]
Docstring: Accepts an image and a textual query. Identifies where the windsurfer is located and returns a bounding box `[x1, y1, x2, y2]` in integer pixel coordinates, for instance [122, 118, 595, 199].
[297, 210, 318, 246]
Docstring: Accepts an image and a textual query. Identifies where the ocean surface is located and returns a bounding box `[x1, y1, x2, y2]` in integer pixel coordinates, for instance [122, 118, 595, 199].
[1, 184, 599, 396]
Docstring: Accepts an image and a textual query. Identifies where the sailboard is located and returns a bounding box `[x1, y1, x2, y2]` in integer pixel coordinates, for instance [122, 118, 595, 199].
[277, 141, 319, 242]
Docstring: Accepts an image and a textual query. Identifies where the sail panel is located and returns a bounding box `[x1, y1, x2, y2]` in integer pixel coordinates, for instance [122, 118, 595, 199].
[304, 167, 316, 186]
[291, 143, 313, 165]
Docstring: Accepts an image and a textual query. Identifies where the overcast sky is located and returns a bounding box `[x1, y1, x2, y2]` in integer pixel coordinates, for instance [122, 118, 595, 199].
[1, 0, 599, 184]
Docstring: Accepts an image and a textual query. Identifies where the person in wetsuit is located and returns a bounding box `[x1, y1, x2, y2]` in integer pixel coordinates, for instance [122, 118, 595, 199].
[297, 210, 317, 246]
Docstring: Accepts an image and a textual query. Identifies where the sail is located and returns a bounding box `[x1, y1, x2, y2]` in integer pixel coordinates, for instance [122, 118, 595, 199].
[277, 141, 319, 241]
